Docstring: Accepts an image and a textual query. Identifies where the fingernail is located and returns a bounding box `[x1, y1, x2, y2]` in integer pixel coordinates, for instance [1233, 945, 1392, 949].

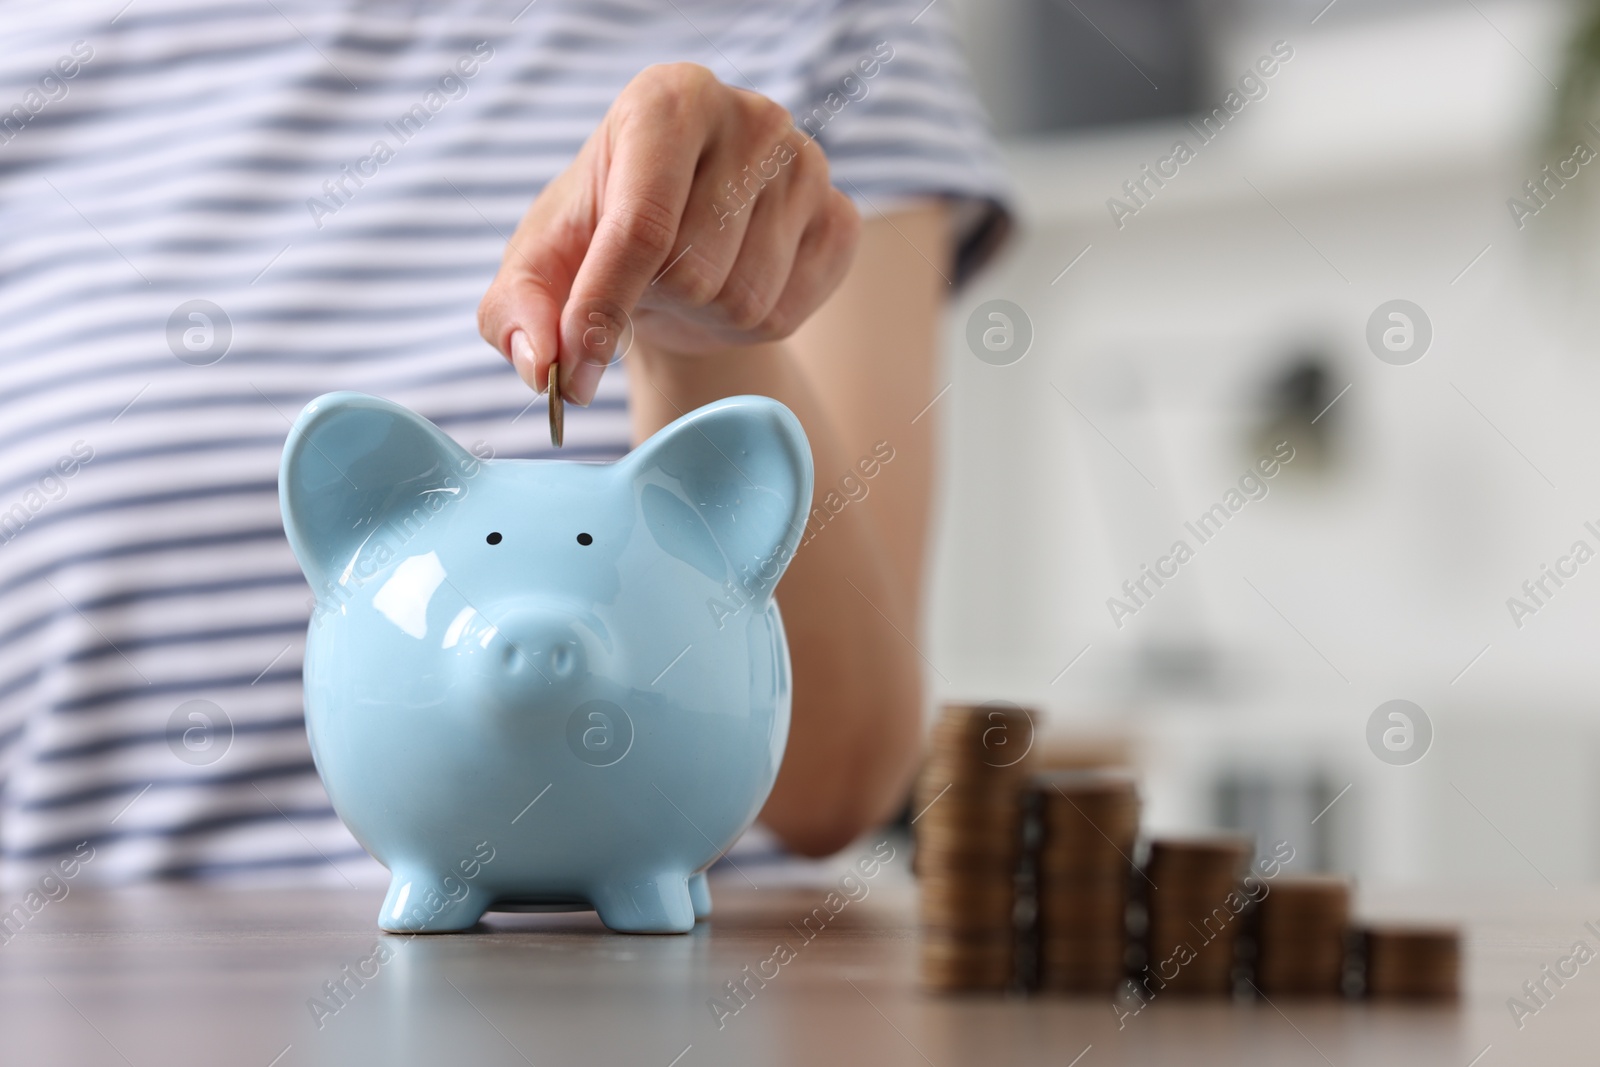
[509, 329, 542, 392]
[564, 355, 604, 407]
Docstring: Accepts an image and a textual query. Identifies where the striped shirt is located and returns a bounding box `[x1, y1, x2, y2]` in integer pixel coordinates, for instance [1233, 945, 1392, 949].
[0, 0, 1010, 887]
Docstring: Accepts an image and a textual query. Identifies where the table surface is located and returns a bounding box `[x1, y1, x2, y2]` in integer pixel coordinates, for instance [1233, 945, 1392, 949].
[0, 858, 1594, 1067]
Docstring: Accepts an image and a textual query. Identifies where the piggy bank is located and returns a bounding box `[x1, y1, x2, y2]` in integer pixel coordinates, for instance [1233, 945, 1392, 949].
[279, 392, 812, 933]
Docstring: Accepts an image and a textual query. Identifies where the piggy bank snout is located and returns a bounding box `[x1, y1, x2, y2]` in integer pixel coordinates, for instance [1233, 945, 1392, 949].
[479, 607, 602, 695]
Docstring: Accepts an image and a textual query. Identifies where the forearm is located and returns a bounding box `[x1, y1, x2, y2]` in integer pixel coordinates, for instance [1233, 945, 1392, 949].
[627, 343, 924, 855]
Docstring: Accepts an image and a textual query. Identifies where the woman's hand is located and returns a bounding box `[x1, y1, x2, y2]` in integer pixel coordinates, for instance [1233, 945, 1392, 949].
[477, 63, 861, 405]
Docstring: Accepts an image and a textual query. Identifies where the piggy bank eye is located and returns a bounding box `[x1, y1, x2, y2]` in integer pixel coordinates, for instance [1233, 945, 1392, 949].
[576, 532, 593, 546]
[486, 532, 503, 545]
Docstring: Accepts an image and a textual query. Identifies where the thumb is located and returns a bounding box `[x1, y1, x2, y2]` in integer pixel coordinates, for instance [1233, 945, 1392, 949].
[478, 250, 568, 396]
[477, 184, 589, 397]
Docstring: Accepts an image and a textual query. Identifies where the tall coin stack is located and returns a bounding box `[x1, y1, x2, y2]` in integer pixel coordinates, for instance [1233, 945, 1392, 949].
[1143, 837, 1252, 995]
[1361, 925, 1460, 999]
[915, 702, 1036, 992]
[1030, 769, 1139, 993]
[1253, 876, 1350, 996]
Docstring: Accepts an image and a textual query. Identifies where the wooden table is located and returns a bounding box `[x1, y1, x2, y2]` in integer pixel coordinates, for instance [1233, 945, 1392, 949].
[0, 863, 1592, 1066]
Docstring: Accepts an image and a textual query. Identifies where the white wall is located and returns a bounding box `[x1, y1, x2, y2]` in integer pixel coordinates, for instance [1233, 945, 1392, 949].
[927, 0, 1600, 884]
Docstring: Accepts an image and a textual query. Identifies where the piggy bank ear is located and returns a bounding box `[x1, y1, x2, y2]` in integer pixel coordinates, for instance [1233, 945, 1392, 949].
[628, 395, 813, 600]
[279, 392, 473, 590]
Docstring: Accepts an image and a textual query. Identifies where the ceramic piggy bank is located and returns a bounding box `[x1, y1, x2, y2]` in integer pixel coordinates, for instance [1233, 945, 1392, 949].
[279, 392, 812, 933]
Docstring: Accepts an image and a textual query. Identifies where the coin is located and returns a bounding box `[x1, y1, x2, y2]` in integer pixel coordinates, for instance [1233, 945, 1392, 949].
[548, 361, 563, 448]
[1038, 930, 1128, 992]
[1361, 925, 1459, 999]
[1255, 876, 1351, 978]
[1028, 769, 1139, 994]
[915, 703, 1039, 992]
[1144, 836, 1252, 880]
[1142, 837, 1253, 997]
[920, 933, 1015, 991]
[919, 878, 1017, 919]
[1255, 945, 1346, 996]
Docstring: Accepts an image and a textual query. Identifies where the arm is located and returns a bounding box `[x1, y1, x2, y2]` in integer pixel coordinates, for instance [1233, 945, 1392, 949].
[627, 203, 949, 855]
[476, 63, 948, 855]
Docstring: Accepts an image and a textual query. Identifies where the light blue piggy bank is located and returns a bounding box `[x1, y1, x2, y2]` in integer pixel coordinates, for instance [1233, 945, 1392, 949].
[279, 392, 812, 933]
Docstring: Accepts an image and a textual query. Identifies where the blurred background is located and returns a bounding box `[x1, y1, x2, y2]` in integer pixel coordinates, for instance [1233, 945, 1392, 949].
[926, 0, 1600, 887]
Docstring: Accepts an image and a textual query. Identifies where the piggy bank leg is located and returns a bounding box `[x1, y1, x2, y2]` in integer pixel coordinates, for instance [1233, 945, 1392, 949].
[688, 871, 712, 921]
[378, 869, 492, 933]
[590, 873, 696, 934]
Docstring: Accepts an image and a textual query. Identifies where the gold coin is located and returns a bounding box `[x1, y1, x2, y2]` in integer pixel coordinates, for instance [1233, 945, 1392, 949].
[1037, 965, 1126, 993]
[548, 361, 564, 448]
[919, 952, 1014, 992]
[1362, 925, 1460, 998]
[1145, 836, 1253, 878]
[1256, 877, 1351, 923]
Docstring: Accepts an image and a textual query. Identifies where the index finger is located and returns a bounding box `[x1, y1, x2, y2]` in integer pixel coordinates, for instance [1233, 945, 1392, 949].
[558, 72, 713, 403]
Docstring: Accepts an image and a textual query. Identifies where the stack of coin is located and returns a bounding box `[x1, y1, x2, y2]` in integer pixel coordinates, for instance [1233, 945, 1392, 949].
[1361, 925, 1460, 999]
[1035, 734, 1134, 773]
[1030, 769, 1139, 993]
[1143, 836, 1252, 995]
[1252, 876, 1350, 996]
[915, 702, 1037, 992]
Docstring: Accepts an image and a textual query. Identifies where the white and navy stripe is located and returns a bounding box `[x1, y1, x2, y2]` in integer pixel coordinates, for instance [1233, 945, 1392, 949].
[0, 0, 1010, 888]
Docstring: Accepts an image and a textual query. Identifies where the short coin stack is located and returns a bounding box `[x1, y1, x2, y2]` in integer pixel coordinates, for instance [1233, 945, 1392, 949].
[1030, 769, 1139, 992]
[1253, 876, 1350, 996]
[1361, 925, 1460, 999]
[915, 703, 1036, 991]
[1143, 837, 1252, 995]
